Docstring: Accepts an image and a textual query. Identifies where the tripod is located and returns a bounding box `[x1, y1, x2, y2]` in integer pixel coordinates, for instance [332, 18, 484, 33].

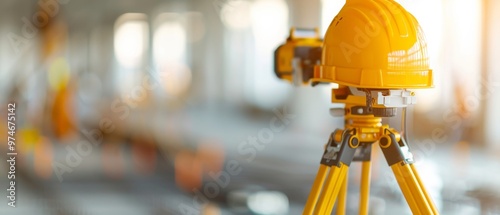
[302, 96, 439, 215]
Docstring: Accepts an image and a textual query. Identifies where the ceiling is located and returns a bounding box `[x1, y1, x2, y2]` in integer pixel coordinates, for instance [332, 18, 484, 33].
[1, 0, 212, 32]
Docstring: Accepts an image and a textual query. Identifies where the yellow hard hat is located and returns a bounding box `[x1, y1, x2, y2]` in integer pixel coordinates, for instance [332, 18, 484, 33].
[313, 0, 433, 89]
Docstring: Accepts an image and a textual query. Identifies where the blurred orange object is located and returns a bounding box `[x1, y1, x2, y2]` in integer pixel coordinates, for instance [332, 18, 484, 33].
[175, 150, 203, 191]
[51, 80, 77, 140]
[202, 203, 221, 215]
[102, 143, 125, 179]
[41, 20, 67, 59]
[197, 141, 225, 174]
[34, 137, 53, 179]
[132, 141, 157, 175]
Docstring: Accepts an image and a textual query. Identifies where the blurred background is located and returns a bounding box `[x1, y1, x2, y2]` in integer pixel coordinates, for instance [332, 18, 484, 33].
[1, 0, 500, 214]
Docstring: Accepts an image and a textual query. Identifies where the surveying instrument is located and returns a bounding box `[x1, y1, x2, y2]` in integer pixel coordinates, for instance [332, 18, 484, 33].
[274, 0, 439, 214]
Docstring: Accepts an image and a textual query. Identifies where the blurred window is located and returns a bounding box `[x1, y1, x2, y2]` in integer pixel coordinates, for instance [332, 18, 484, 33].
[153, 13, 191, 97]
[114, 13, 149, 69]
[247, 0, 292, 109]
[113, 13, 149, 93]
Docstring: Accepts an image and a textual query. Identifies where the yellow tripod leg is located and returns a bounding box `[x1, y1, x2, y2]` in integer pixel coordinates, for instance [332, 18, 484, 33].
[314, 164, 348, 215]
[304, 130, 358, 215]
[336, 171, 348, 215]
[303, 165, 329, 215]
[391, 163, 436, 215]
[359, 161, 371, 215]
[390, 163, 422, 214]
[379, 133, 439, 215]
[410, 164, 439, 214]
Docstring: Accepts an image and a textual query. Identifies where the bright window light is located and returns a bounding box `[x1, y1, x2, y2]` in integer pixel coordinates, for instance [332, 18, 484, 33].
[153, 21, 187, 65]
[153, 14, 192, 97]
[114, 13, 148, 69]
[251, 0, 288, 40]
[248, 0, 291, 110]
[220, 0, 252, 30]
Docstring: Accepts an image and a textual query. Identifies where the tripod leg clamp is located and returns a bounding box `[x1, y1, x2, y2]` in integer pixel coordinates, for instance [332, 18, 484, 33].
[379, 131, 415, 166]
[321, 130, 358, 167]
